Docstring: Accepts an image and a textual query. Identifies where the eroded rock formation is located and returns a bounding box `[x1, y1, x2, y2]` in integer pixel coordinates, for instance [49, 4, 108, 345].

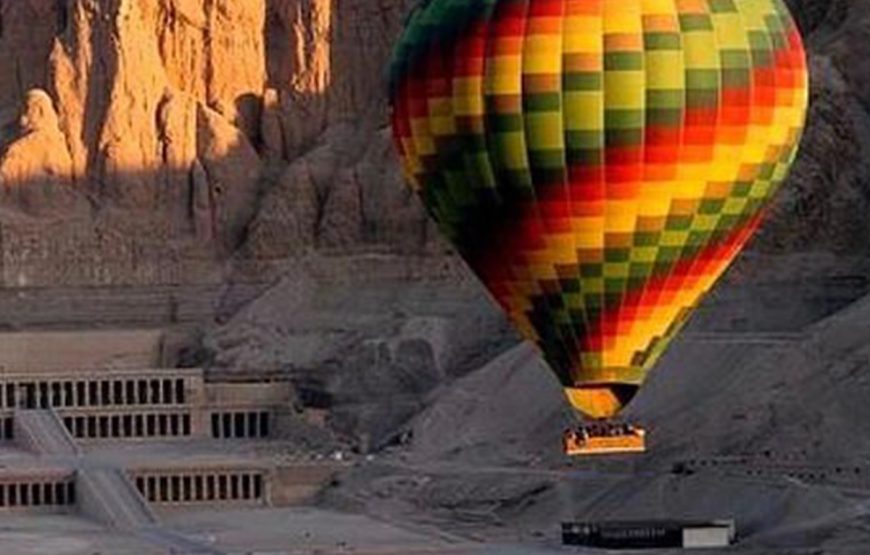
[0, 89, 83, 216]
[0, 0, 420, 286]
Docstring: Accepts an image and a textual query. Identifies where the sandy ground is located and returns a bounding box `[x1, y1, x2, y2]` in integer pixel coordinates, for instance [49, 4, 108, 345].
[0, 507, 565, 555]
[0, 505, 865, 554]
[0, 514, 162, 554]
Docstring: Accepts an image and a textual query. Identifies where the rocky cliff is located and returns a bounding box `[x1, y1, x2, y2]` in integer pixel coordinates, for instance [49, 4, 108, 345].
[0, 0, 431, 287]
[763, 0, 870, 255]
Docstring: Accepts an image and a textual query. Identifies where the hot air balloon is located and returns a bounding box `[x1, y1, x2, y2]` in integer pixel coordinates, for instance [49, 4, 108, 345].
[389, 0, 808, 455]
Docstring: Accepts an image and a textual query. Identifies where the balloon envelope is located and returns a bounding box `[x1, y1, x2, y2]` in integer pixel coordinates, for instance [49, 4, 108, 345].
[389, 0, 808, 419]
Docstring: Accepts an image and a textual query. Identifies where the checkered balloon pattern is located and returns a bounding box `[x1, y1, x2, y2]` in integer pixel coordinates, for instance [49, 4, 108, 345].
[389, 0, 808, 419]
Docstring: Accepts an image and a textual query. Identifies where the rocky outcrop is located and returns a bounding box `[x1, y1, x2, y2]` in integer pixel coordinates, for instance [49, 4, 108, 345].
[265, 0, 333, 159]
[245, 125, 431, 259]
[44, 0, 268, 230]
[155, 0, 267, 139]
[0, 89, 84, 216]
[195, 103, 262, 251]
[202, 253, 515, 450]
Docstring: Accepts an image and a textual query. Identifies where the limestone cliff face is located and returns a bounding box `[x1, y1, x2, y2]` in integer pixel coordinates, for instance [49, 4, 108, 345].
[0, 0, 866, 288]
[0, 0, 421, 286]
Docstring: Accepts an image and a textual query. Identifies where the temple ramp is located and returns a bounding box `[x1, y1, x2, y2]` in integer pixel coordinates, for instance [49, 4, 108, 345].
[77, 467, 156, 530]
[14, 408, 80, 456]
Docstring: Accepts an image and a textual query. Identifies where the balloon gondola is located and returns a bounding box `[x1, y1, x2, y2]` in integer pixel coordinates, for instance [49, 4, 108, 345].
[389, 0, 808, 456]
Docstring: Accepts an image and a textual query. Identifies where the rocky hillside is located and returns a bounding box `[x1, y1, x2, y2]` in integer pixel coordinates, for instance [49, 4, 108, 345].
[762, 0, 870, 255]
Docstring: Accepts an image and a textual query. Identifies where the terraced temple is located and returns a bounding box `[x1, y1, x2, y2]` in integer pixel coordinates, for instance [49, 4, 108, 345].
[0, 327, 345, 550]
